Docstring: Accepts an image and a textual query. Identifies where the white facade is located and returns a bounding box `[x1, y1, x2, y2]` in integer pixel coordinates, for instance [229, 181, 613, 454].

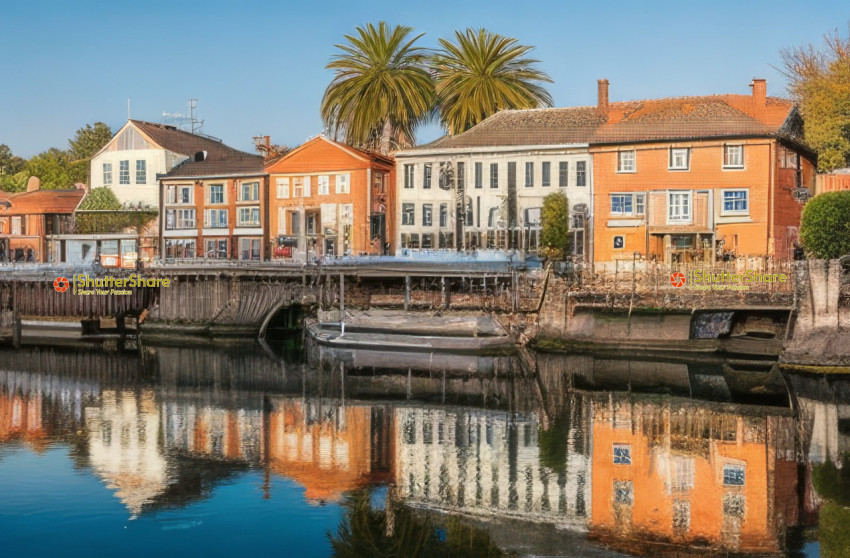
[394, 145, 593, 259]
[90, 121, 189, 207]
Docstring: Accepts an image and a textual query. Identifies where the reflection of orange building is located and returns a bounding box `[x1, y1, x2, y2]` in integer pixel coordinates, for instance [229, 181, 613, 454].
[267, 398, 394, 502]
[589, 397, 797, 554]
[0, 391, 45, 447]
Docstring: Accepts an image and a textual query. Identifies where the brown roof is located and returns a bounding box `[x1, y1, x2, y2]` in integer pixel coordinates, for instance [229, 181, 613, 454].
[0, 188, 86, 215]
[125, 120, 264, 179]
[411, 94, 799, 151]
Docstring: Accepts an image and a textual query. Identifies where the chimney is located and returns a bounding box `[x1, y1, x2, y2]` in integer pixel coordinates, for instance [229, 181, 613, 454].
[26, 176, 40, 192]
[750, 78, 766, 107]
[597, 79, 609, 118]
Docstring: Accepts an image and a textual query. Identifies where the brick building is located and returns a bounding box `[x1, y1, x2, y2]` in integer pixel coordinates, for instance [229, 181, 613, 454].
[159, 147, 267, 261]
[266, 136, 395, 260]
[590, 79, 816, 267]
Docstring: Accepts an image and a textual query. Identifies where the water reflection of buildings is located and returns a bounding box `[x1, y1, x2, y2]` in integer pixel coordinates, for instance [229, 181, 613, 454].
[588, 395, 799, 554]
[394, 402, 592, 531]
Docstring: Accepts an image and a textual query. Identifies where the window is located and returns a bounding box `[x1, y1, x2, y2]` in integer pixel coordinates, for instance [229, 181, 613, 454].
[404, 164, 415, 189]
[669, 148, 690, 170]
[293, 177, 304, 198]
[780, 147, 799, 169]
[423, 164, 432, 189]
[524, 207, 541, 226]
[635, 194, 645, 215]
[209, 184, 224, 204]
[317, 175, 329, 195]
[571, 214, 585, 257]
[672, 500, 690, 531]
[119, 160, 130, 184]
[723, 493, 745, 518]
[576, 161, 587, 186]
[290, 212, 301, 235]
[422, 204, 432, 226]
[341, 203, 353, 223]
[205, 238, 228, 259]
[336, 173, 350, 194]
[474, 162, 483, 189]
[613, 480, 633, 505]
[421, 232, 433, 249]
[489, 163, 498, 189]
[205, 209, 227, 228]
[438, 162, 449, 189]
[559, 161, 568, 187]
[613, 444, 631, 465]
[165, 208, 196, 230]
[542, 162, 551, 187]
[165, 239, 196, 259]
[723, 145, 744, 168]
[668, 191, 692, 222]
[239, 182, 260, 202]
[11, 216, 21, 235]
[617, 150, 636, 172]
[723, 464, 745, 486]
[439, 203, 448, 227]
[238, 207, 260, 227]
[102, 163, 112, 185]
[239, 238, 260, 260]
[722, 189, 749, 214]
[456, 162, 465, 191]
[613, 235, 625, 249]
[306, 214, 316, 235]
[465, 197, 473, 226]
[135, 160, 146, 184]
[610, 194, 636, 215]
[276, 178, 290, 199]
[277, 208, 286, 234]
[487, 207, 501, 228]
[166, 185, 193, 204]
[402, 203, 415, 226]
[524, 162, 534, 188]
[672, 457, 695, 491]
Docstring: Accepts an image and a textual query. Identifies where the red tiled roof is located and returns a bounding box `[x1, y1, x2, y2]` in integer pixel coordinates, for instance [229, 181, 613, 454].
[0, 189, 85, 215]
[162, 150, 265, 179]
[410, 94, 799, 150]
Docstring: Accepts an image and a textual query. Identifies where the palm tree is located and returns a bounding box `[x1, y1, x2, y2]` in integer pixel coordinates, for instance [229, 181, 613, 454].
[432, 28, 554, 135]
[321, 22, 435, 154]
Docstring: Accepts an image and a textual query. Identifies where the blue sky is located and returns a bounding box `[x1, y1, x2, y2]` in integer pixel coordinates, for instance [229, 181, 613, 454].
[1, 0, 847, 157]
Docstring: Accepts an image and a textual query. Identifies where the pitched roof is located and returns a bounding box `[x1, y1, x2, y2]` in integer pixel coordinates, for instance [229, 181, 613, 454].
[162, 149, 265, 179]
[406, 93, 799, 151]
[0, 188, 86, 215]
[130, 120, 235, 156]
[264, 135, 394, 172]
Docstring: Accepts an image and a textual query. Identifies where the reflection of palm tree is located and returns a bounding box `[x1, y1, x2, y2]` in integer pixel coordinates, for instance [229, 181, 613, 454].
[329, 488, 511, 557]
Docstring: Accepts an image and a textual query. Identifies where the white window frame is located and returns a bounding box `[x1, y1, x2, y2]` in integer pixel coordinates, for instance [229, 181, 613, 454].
[610, 193, 634, 216]
[135, 160, 146, 184]
[422, 204, 432, 227]
[669, 148, 691, 171]
[119, 160, 130, 184]
[204, 238, 228, 259]
[403, 165, 414, 189]
[336, 173, 350, 194]
[318, 175, 330, 195]
[204, 208, 228, 228]
[617, 150, 636, 173]
[402, 203, 415, 226]
[176, 209, 195, 229]
[102, 163, 112, 185]
[723, 144, 744, 169]
[239, 181, 260, 202]
[293, 177, 304, 198]
[208, 184, 225, 205]
[238, 206, 260, 227]
[276, 178, 290, 199]
[524, 162, 534, 188]
[721, 188, 749, 216]
[277, 207, 286, 234]
[668, 191, 692, 223]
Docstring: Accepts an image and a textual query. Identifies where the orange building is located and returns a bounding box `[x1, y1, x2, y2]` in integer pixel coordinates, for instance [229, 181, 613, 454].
[266, 136, 395, 260]
[159, 149, 267, 261]
[589, 397, 799, 554]
[590, 79, 816, 268]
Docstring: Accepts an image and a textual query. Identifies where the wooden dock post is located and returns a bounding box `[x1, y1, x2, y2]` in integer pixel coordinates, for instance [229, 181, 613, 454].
[404, 275, 410, 310]
[339, 273, 345, 336]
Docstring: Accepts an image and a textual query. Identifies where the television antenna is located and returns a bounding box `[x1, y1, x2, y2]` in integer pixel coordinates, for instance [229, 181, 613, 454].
[162, 99, 204, 134]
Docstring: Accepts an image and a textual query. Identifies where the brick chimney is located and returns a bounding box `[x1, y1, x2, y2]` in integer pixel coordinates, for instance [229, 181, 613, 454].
[25, 176, 40, 192]
[750, 78, 766, 107]
[597, 79, 609, 118]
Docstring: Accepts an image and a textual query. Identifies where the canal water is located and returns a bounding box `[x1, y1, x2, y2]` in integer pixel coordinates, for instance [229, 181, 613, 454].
[0, 339, 844, 557]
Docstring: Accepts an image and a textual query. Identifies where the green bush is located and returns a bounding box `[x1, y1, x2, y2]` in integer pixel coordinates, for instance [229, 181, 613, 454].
[800, 191, 850, 259]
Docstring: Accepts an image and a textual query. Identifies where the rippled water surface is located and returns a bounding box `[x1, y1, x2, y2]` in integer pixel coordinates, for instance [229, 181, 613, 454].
[0, 341, 843, 557]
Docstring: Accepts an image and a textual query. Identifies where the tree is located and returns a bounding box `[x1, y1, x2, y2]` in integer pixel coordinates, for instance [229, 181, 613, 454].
[321, 22, 435, 154]
[75, 187, 158, 234]
[781, 27, 850, 171]
[540, 191, 569, 259]
[799, 191, 850, 258]
[68, 122, 112, 160]
[0, 144, 25, 176]
[432, 28, 553, 135]
[22, 148, 86, 189]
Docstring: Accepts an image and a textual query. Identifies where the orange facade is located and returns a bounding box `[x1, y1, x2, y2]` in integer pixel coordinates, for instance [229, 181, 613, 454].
[591, 139, 816, 267]
[160, 175, 269, 261]
[589, 398, 798, 554]
[266, 136, 395, 260]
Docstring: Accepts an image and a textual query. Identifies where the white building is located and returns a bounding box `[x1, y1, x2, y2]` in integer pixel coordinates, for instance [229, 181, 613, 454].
[394, 109, 596, 260]
[90, 120, 241, 207]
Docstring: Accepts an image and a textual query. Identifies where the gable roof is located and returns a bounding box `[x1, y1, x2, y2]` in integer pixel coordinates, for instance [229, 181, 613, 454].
[404, 93, 801, 152]
[0, 188, 86, 216]
[264, 135, 394, 172]
[161, 148, 264, 179]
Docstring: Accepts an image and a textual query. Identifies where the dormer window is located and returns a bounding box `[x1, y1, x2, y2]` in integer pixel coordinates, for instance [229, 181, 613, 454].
[669, 148, 690, 171]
